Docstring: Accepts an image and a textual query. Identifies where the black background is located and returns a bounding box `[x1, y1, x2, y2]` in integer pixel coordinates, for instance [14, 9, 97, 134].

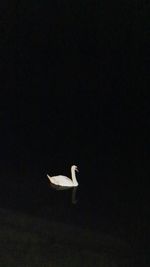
[0, 1, 149, 223]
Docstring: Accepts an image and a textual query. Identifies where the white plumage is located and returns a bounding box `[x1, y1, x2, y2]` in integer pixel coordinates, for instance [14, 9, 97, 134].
[47, 165, 79, 187]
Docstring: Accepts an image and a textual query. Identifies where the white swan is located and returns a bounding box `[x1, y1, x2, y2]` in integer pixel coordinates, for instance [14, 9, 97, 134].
[47, 165, 79, 187]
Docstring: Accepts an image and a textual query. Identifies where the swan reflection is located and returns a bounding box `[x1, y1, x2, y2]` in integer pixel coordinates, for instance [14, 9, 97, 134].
[49, 182, 78, 205]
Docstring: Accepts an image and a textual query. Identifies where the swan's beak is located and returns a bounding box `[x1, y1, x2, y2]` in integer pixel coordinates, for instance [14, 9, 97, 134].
[76, 168, 79, 172]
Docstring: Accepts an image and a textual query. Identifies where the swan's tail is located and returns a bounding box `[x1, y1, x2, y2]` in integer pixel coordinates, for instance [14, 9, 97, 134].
[47, 174, 51, 179]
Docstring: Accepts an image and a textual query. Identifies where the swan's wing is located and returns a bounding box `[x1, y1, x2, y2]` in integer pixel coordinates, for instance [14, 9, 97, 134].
[50, 175, 73, 186]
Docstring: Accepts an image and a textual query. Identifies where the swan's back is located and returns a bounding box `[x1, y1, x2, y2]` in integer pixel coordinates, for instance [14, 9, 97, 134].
[48, 175, 74, 187]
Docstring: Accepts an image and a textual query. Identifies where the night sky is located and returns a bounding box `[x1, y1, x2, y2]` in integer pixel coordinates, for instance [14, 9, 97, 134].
[0, 0, 149, 212]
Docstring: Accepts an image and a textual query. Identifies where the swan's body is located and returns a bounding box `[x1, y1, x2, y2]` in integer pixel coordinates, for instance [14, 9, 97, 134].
[47, 165, 79, 187]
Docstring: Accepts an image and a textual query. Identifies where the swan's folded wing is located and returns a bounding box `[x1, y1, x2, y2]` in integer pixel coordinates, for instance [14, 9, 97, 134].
[51, 175, 73, 186]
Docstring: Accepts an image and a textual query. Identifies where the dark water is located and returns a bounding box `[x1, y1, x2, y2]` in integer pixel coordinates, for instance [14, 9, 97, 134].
[0, 154, 148, 236]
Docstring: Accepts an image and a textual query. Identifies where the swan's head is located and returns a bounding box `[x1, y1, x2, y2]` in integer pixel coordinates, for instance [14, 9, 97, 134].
[72, 165, 79, 172]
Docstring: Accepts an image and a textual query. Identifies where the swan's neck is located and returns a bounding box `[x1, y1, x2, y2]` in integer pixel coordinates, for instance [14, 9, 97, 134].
[71, 168, 78, 186]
